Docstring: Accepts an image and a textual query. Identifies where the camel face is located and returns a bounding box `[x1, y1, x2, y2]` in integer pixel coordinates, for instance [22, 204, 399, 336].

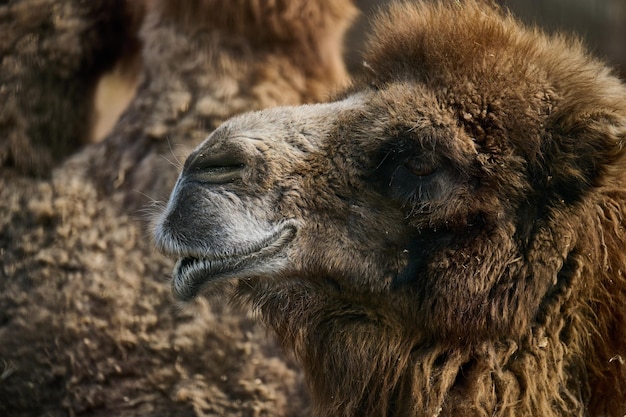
[156, 88, 451, 297]
[154, 95, 411, 299]
[155, 77, 529, 318]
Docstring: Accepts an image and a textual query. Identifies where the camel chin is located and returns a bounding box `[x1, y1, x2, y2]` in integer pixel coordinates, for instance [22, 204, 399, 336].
[167, 221, 298, 301]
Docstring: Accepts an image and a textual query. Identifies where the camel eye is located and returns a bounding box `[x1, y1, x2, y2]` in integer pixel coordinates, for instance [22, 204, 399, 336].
[405, 159, 437, 178]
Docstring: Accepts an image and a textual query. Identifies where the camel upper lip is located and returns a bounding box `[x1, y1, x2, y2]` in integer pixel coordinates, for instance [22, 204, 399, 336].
[170, 223, 297, 301]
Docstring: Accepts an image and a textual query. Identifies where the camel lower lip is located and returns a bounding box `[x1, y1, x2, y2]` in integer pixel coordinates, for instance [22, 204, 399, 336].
[171, 225, 296, 301]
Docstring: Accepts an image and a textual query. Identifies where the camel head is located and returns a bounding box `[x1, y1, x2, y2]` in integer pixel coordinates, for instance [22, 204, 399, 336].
[154, 2, 626, 415]
[154, 0, 626, 347]
[152, 94, 415, 299]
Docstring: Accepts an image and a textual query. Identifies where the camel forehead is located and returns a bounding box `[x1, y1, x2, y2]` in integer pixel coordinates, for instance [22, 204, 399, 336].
[204, 94, 368, 147]
[205, 83, 496, 155]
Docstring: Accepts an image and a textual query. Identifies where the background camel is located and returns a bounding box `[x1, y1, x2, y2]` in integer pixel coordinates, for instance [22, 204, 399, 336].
[0, 0, 355, 415]
[155, 1, 626, 416]
[0, 0, 145, 177]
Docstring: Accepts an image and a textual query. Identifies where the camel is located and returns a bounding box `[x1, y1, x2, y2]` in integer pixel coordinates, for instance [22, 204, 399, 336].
[0, 0, 145, 177]
[155, 1, 626, 416]
[0, 0, 356, 415]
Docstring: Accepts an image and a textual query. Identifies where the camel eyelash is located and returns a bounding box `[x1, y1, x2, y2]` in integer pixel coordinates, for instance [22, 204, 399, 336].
[404, 159, 438, 178]
[388, 162, 439, 201]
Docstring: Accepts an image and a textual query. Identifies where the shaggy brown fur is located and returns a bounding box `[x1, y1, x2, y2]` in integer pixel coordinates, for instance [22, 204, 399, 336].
[155, 1, 626, 416]
[0, 0, 356, 415]
[0, 0, 145, 177]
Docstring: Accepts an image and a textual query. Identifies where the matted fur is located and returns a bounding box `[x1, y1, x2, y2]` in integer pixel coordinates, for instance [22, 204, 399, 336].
[0, 0, 145, 176]
[155, 1, 626, 416]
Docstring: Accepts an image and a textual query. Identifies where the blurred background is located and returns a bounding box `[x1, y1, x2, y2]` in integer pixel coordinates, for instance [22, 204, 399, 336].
[90, 0, 626, 143]
[349, 0, 626, 79]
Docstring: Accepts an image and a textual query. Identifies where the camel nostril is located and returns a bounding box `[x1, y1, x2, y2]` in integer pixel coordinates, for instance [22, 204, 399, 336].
[185, 151, 246, 184]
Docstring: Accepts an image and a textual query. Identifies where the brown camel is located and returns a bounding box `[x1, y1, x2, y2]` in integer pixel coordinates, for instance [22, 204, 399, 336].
[155, 1, 626, 416]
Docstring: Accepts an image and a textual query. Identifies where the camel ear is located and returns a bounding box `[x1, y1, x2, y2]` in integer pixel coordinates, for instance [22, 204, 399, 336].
[537, 112, 626, 204]
[576, 112, 626, 173]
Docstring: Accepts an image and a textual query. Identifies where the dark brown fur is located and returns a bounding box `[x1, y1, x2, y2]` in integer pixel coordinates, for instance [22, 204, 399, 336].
[0, 0, 145, 177]
[155, 1, 626, 416]
[283, 2, 626, 412]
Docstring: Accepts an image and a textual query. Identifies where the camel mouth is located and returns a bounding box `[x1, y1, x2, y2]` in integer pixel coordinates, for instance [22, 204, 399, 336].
[171, 223, 297, 301]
